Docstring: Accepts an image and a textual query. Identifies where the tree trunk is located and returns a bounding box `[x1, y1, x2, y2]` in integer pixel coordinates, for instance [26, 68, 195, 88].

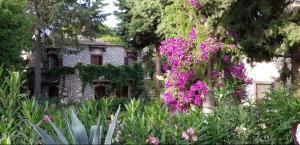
[155, 43, 161, 95]
[202, 57, 215, 113]
[291, 46, 300, 97]
[34, 29, 42, 98]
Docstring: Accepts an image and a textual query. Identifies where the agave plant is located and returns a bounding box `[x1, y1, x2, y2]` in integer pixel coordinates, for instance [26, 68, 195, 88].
[22, 105, 121, 145]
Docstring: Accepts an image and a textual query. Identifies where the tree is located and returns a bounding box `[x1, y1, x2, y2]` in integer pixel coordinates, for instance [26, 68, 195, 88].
[115, 0, 171, 94]
[201, 0, 300, 95]
[0, 0, 32, 69]
[28, 0, 107, 98]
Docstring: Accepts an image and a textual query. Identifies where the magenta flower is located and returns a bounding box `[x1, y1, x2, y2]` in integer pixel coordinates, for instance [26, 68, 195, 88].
[146, 135, 160, 145]
[211, 70, 219, 78]
[189, 26, 197, 41]
[43, 115, 51, 122]
[188, 0, 201, 10]
[223, 55, 231, 63]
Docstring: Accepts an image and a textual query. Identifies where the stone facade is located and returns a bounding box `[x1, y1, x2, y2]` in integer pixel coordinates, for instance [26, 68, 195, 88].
[60, 45, 128, 101]
[63, 46, 126, 67]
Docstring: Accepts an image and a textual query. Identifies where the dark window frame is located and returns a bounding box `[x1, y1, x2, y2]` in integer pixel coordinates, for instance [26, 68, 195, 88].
[91, 54, 103, 66]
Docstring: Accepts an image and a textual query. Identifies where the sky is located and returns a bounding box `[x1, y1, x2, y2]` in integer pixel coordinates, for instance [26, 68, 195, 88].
[103, 0, 120, 28]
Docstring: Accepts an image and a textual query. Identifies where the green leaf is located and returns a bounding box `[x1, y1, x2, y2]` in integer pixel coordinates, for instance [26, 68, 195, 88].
[66, 119, 76, 144]
[92, 115, 101, 145]
[89, 125, 97, 144]
[30, 123, 56, 144]
[49, 120, 69, 144]
[70, 109, 89, 144]
[104, 105, 121, 144]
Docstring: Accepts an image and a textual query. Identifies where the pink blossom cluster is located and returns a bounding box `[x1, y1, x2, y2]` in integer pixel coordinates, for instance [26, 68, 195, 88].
[146, 135, 160, 145]
[160, 26, 252, 111]
[182, 128, 198, 142]
[188, 0, 201, 10]
[160, 28, 210, 112]
[225, 63, 252, 99]
[198, 37, 224, 62]
[226, 63, 252, 85]
[43, 115, 51, 122]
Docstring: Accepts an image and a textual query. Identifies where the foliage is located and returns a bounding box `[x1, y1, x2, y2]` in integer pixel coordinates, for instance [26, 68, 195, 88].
[158, 1, 251, 112]
[115, 0, 168, 48]
[0, 68, 299, 145]
[255, 87, 300, 144]
[29, 0, 108, 97]
[119, 87, 300, 144]
[0, 66, 27, 142]
[99, 35, 126, 45]
[0, 0, 32, 69]
[24, 106, 121, 144]
[75, 63, 145, 98]
[44, 66, 74, 81]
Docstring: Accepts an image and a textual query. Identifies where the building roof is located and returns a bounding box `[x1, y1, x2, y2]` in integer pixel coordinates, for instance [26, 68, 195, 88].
[78, 37, 125, 47]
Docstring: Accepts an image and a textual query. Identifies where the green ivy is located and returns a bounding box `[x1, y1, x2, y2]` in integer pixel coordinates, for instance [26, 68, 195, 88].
[44, 66, 74, 81]
[75, 63, 145, 97]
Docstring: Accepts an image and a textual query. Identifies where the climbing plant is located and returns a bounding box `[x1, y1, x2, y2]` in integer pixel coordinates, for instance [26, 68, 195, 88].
[75, 63, 145, 98]
[44, 66, 74, 81]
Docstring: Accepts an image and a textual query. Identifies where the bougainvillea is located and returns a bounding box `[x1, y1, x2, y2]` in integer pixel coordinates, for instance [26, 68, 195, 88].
[188, 0, 201, 10]
[159, 1, 252, 112]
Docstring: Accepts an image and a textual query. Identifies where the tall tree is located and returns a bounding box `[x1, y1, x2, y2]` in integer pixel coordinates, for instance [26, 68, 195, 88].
[161, 0, 300, 96]
[203, 0, 300, 95]
[0, 0, 32, 69]
[115, 0, 171, 94]
[28, 0, 107, 98]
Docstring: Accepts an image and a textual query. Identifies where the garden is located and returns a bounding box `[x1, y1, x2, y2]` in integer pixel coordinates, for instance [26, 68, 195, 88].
[1, 0, 300, 144]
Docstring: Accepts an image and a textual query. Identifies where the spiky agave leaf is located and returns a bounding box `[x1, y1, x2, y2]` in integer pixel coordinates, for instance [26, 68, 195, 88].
[104, 105, 121, 144]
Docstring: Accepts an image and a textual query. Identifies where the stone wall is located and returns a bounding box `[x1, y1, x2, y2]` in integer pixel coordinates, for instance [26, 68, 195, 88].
[63, 46, 126, 67]
[60, 46, 127, 100]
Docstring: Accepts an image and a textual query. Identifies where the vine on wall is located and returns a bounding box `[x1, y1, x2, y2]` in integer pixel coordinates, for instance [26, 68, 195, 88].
[75, 63, 145, 97]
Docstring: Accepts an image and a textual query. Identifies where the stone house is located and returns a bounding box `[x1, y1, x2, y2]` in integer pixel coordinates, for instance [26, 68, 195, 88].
[27, 38, 138, 101]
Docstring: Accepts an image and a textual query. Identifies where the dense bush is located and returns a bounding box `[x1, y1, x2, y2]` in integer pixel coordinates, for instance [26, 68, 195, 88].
[1, 67, 300, 144]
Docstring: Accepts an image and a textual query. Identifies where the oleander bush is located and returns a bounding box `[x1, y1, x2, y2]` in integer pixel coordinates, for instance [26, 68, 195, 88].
[1, 66, 300, 144]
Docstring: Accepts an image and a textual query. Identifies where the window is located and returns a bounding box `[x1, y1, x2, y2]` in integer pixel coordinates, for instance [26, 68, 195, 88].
[48, 55, 59, 69]
[116, 86, 128, 97]
[91, 55, 103, 65]
[255, 81, 274, 100]
[125, 52, 137, 65]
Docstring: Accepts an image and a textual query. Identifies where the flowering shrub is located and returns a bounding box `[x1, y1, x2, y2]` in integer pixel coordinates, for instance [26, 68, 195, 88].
[188, 0, 201, 10]
[159, 1, 252, 111]
[182, 128, 198, 142]
[146, 135, 160, 145]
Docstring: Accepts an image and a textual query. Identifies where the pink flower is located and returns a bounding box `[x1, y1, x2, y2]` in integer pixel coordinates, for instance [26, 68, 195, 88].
[187, 128, 195, 135]
[182, 132, 189, 140]
[182, 128, 198, 142]
[189, 26, 197, 41]
[223, 55, 231, 63]
[188, 0, 201, 10]
[146, 135, 160, 145]
[192, 135, 198, 142]
[43, 115, 51, 122]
